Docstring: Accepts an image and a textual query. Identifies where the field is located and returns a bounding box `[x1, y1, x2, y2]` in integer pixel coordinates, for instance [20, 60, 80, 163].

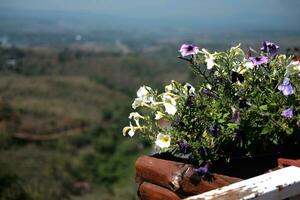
[0, 46, 190, 200]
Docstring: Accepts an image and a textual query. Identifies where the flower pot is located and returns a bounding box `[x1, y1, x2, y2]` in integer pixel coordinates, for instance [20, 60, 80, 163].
[135, 155, 242, 199]
[135, 154, 300, 200]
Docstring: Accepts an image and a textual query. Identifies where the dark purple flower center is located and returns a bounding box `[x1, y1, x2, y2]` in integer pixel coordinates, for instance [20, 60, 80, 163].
[187, 46, 194, 51]
[255, 57, 261, 61]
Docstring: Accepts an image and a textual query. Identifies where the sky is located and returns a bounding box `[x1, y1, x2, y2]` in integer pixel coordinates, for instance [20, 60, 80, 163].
[0, 0, 300, 31]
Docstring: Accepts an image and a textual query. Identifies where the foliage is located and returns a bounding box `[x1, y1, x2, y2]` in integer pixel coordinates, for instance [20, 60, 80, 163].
[124, 42, 300, 172]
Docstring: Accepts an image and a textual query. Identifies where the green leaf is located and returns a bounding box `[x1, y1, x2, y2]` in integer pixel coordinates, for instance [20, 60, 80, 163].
[260, 127, 270, 135]
[227, 123, 238, 129]
[259, 105, 268, 111]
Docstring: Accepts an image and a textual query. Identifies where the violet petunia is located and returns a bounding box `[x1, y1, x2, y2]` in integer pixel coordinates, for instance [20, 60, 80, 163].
[231, 107, 241, 123]
[194, 164, 209, 175]
[199, 146, 208, 157]
[207, 124, 220, 136]
[281, 107, 294, 118]
[278, 78, 294, 96]
[201, 88, 219, 99]
[249, 56, 268, 65]
[177, 139, 189, 154]
[179, 44, 200, 57]
[261, 41, 279, 56]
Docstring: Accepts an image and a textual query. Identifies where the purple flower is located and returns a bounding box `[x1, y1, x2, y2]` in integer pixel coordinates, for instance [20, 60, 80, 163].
[179, 44, 200, 57]
[278, 78, 294, 96]
[194, 164, 209, 175]
[249, 56, 268, 65]
[281, 107, 294, 118]
[201, 88, 219, 99]
[186, 95, 194, 107]
[261, 41, 279, 56]
[199, 146, 208, 157]
[177, 140, 189, 154]
[175, 115, 181, 125]
[239, 99, 251, 109]
[231, 71, 244, 84]
[234, 129, 243, 141]
[207, 124, 220, 136]
[231, 107, 241, 123]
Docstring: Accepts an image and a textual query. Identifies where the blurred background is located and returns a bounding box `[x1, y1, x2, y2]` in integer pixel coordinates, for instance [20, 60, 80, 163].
[0, 0, 299, 199]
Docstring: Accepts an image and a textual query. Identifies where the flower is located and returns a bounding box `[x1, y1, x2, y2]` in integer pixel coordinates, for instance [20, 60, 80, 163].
[179, 44, 199, 57]
[231, 107, 241, 123]
[285, 60, 300, 77]
[201, 88, 219, 99]
[129, 112, 144, 127]
[137, 86, 154, 102]
[165, 80, 179, 93]
[199, 146, 208, 157]
[154, 111, 165, 120]
[278, 78, 294, 96]
[207, 124, 220, 136]
[186, 95, 194, 107]
[162, 94, 177, 115]
[281, 107, 294, 118]
[244, 61, 255, 70]
[231, 71, 244, 84]
[177, 139, 189, 154]
[132, 86, 154, 109]
[239, 98, 251, 109]
[261, 41, 279, 56]
[194, 164, 209, 175]
[155, 133, 171, 148]
[122, 122, 136, 137]
[202, 48, 217, 69]
[185, 83, 196, 97]
[249, 56, 268, 65]
[132, 98, 143, 109]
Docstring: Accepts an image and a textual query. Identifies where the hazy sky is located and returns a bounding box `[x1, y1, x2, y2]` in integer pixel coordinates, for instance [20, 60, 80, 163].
[1, 0, 300, 31]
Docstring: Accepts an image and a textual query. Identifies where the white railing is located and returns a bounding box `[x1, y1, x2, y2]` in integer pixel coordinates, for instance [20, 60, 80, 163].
[185, 166, 300, 200]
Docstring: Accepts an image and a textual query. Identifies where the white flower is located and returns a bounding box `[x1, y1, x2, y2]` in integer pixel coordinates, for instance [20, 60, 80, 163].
[162, 94, 177, 115]
[137, 86, 154, 103]
[129, 112, 144, 127]
[185, 83, 195, 96]
[132, 86, 154, 109]
[244, 61, 254, 70]
[122, 122, 135, 137]
[202, 48, 216, 70]
[285, 60, 300, 77]
[137, 86, 150, 98]
[132, 98, 143, 109]
[155, 111, 165, 120]
[155, 133, 171, 148]
[165, 80, 179, 94]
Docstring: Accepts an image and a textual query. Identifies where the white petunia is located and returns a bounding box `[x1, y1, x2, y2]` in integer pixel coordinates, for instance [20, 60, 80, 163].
[185, 83, 195, 96]
[137, 86, 151, 98]
[129, 112, 144, 127]
[122, 122, 135, 137]
[202, 48, 216, 70]
[155, 111, 165, 120]
[285, 60, 300, 77]
[132, 98, 143, 109]
[244, 61, 254, 70]
[164, 103, 177, 115]
[162, 94, 177, 115]
[155, 133, 171, 149]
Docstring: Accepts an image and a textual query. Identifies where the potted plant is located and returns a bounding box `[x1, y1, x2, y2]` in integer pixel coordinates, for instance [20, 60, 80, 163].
[122, 42, 300, 198]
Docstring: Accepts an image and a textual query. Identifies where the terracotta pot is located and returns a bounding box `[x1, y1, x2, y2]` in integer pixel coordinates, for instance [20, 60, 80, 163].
[135, 152, 300, 200]
[135, 156, 242, 199]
